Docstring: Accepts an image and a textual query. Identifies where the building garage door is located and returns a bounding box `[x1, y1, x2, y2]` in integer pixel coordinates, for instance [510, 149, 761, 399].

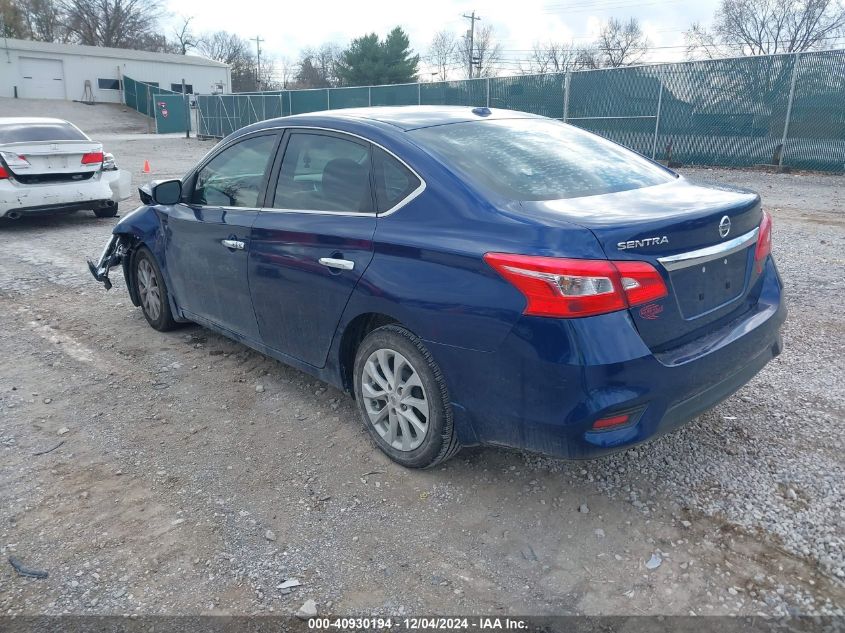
[19, 57, 65, 99]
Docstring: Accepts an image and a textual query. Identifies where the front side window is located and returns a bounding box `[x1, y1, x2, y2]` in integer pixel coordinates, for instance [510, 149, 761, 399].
[191, 134, 277, 208]
[373, 148, 421, 213]
[409, 118, 675, 201]
[273, 132, 373, 213]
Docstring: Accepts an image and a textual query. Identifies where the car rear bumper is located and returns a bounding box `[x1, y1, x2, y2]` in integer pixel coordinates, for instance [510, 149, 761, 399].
[0, 170, 129, 218]
[426, 257, 785, 459]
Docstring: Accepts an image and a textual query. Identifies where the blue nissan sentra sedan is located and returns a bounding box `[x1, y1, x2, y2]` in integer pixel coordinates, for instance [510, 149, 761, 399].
[89, 106, 784, 468]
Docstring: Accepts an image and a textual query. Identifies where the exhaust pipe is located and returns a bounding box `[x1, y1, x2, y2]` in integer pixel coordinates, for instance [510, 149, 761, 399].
[6, 211, 21, 220]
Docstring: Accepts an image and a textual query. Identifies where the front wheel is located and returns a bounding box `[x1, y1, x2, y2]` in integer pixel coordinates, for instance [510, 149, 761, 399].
[133, 247, 177, 331]
[353, 325, 460, 468]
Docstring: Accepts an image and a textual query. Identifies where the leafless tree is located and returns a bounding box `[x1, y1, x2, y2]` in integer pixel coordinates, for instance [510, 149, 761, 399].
[293, 44, 339, 88]
[198, 30, 250, 66]
[686, 0, 845, 57]
[315, 43, 341, 85]
[6, 0, 65, 41]
[520, 41, 590, 74]
[428, 30, 458, 81]
[574, 46, 602, 69]
[1, 0, 25, 37]
[455, 24, 502, 78]
[594, 17, 650, 67]
[59, 0, 163, 48]
[684, 21, 722, 59]
[198, 31, 259, 91]
[173, 15, 197, 55]
[275, 56, 294, 89]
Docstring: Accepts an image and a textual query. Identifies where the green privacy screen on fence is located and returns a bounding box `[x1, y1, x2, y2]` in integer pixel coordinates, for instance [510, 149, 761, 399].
[123, 76, 191, 134]
[196, 50, 845, 172]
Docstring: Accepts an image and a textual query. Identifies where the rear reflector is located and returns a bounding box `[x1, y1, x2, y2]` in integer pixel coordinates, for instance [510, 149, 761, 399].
[592, 414, 631, 430]
[484, 253, 668, 318]
[754, 210, 772, 273]
[81, 151, 104, 165]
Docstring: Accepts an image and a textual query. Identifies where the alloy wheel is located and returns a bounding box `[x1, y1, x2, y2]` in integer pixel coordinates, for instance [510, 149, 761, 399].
[361, 348, 430, 451]
[137, 258, 162, 322]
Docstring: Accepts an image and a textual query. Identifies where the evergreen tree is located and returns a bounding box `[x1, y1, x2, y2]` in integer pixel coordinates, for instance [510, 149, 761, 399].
[336, 27, 419, 86]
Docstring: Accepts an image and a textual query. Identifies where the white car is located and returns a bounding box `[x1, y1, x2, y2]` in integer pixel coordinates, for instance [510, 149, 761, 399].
[0, 117, 131, 220]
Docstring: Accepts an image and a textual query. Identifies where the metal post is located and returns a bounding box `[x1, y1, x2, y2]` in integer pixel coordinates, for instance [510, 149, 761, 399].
[327, 88, 330, 110]
[148, 88, 155, 133]
[486, 78, 490, 108]
[182, 78, 190, 138]
[779, 52, 800, 167]
[651, 70, 664, 160]
[288, 90, 293, 115]
[418, 82, 421, 105]
[368, 86, 372, 106]
[562, 71, 571, 122]
[118, 65, 124, 105]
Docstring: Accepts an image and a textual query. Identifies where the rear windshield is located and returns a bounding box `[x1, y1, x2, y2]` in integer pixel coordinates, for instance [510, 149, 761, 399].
[0, 121, 87, 143]
[409, 118, 674, 201]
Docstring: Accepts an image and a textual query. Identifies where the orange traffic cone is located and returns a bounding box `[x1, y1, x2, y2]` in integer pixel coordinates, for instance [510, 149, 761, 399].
[142, 160, 151, 174]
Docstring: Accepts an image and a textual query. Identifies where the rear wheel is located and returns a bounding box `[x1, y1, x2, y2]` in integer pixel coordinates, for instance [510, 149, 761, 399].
[133, 247, 177, 331]
[353, 325, 460, 468]
[94, 201, 118, 218]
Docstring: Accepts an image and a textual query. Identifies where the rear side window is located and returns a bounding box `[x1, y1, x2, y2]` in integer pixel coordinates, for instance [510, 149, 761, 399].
[373, 148, 421, 213]
[191, 134, 277, 208]
[409, 118, 675, 201]
[0, 121, 87, 143]
[273, 132, 374, 213]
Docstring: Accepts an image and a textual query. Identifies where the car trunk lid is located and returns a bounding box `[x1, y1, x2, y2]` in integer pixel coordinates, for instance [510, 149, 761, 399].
[521, 178, 763, 350]
[1, 140, 103, 183]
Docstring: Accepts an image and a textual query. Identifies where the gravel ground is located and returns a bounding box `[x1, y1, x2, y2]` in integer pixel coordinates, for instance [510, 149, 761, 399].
[0, 99, 842, 618]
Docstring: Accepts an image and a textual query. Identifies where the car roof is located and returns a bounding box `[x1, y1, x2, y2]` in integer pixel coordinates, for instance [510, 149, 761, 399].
[0, 117, 73, 126]
[274, 106, 543, 131]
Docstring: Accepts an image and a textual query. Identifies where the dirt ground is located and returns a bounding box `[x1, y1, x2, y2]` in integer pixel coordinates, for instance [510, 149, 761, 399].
[0, 99, 842, 618]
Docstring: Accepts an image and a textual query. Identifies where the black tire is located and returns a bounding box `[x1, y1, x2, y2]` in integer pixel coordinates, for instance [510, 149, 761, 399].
[353, 325, 460, 468]
[132, 247, 178, 332]
[94, 202, 118, 218]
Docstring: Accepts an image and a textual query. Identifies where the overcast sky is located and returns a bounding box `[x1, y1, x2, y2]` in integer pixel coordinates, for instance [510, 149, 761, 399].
[166, 0, 723, 79]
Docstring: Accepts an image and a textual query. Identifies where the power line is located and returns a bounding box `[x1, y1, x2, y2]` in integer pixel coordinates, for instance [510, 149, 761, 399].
[541, 0, 685, 12]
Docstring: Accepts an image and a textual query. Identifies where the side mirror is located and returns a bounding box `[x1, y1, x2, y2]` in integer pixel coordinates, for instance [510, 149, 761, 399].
[151, 179, 182, 206]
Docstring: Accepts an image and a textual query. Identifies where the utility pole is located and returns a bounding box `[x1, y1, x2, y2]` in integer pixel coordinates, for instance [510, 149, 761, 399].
[252, 36, 265, 91]
[462, 11, 481, 79]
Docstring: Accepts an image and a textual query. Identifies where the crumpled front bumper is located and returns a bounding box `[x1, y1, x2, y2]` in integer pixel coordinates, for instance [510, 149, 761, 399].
[87, 234, 124, 290]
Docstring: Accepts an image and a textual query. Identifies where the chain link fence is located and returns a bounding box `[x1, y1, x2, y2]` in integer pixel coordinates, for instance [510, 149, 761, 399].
[196, 50, 845, 172]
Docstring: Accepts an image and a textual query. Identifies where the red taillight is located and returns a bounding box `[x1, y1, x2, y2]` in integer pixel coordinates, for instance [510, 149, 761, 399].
[592, 414, 631, 430]
[0, 165, 8, 180]
[614, 260, 669, 306]
[754, 210, 772, 273]
[81, 151, 104, 165]
[484, 253, 668, 318]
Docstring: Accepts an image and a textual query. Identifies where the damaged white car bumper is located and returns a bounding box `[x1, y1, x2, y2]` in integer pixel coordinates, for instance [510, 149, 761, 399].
[0, 169, 131, 219]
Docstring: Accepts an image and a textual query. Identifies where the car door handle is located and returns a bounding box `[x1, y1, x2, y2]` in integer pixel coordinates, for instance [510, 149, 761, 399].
[221, 239, 245, 250]
[318, 257, 354, 271]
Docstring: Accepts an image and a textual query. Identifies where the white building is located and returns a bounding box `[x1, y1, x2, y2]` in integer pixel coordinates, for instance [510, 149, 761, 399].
[0, 38, 231, 102]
